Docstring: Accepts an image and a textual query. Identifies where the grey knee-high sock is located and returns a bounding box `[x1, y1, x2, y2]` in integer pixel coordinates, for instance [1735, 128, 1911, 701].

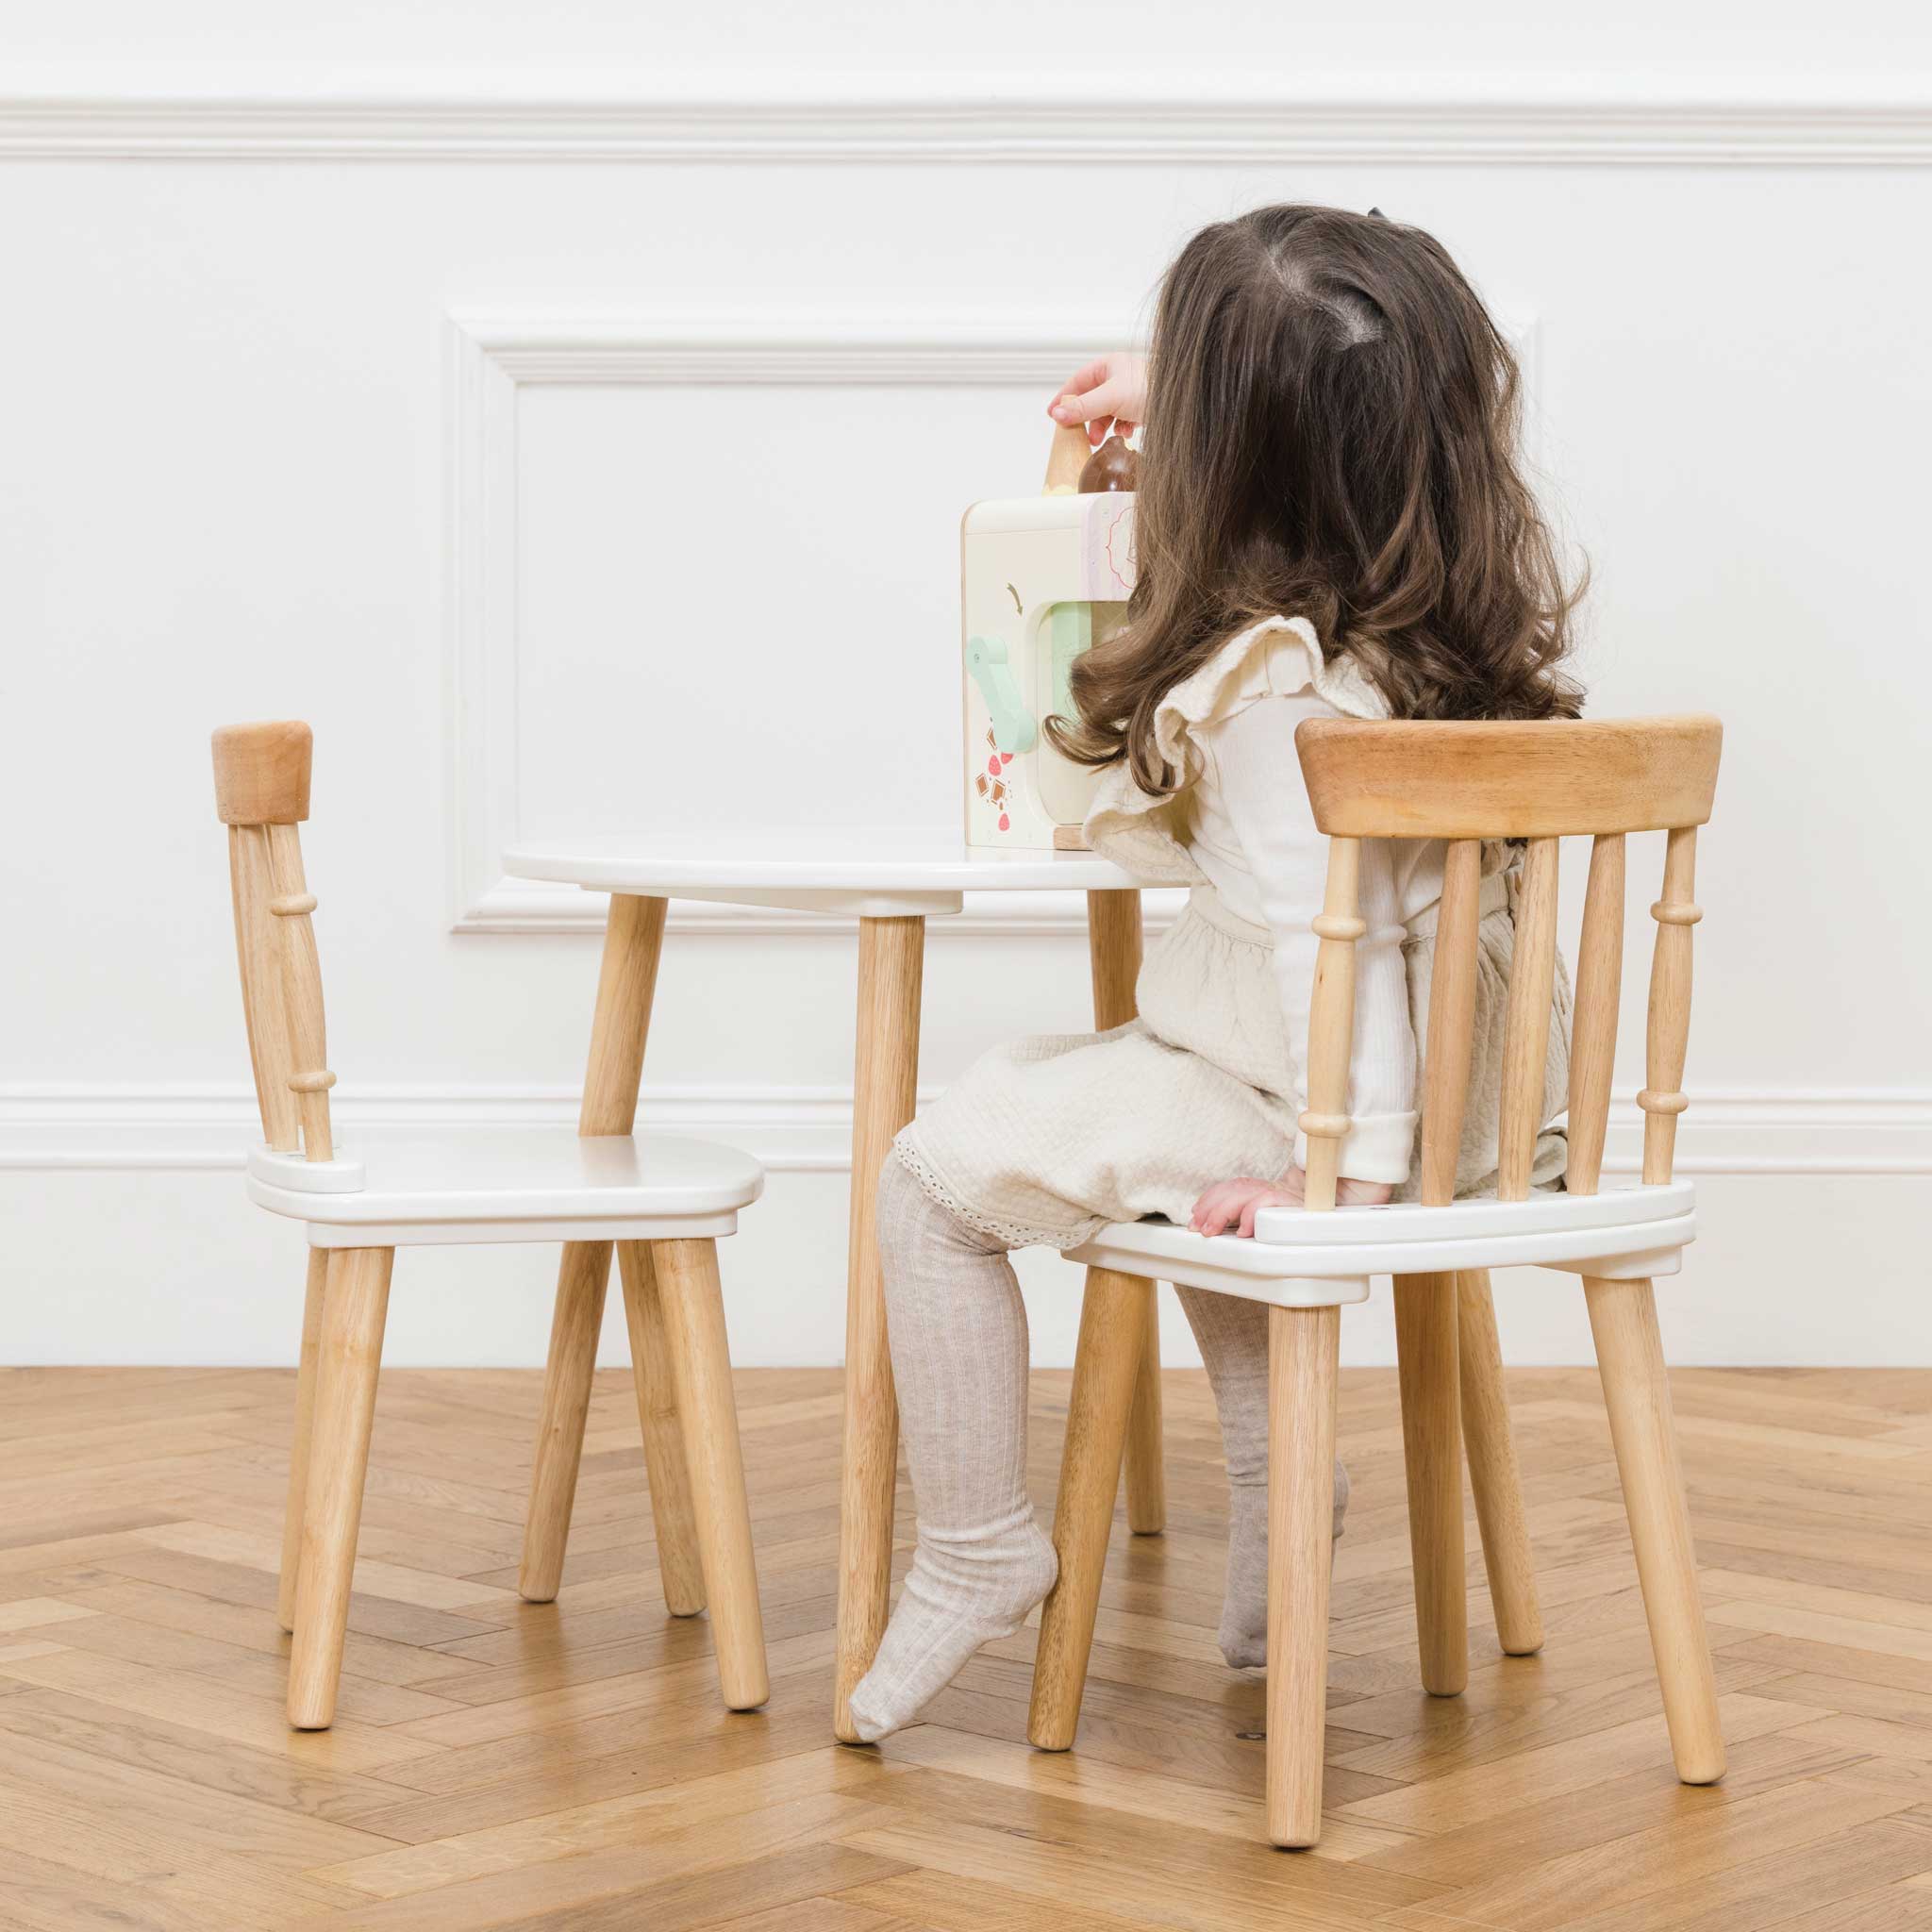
[845, 1158, 1058, 1743]
[1174, 1285, 1349, 1670]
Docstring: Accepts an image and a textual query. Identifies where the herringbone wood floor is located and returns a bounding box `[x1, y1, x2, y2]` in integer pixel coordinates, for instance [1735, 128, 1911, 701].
[2, 1360, 1930, 1930]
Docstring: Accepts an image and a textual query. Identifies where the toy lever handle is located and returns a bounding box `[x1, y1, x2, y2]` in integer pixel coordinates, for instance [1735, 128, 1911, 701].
[1043, 419, 1091, 494]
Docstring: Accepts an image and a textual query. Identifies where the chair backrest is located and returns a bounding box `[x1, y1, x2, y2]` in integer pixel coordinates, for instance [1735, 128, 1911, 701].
[1291, 714, 1723, 1211]
[212, 721, 336, 1162]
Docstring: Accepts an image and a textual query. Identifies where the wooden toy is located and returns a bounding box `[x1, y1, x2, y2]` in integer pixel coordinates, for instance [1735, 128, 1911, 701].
[962, 431, 1138, 851]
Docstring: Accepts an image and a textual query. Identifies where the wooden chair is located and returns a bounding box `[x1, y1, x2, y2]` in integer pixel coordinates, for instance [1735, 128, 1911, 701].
[213, 722, 770, 1730]
[1027, 713, 1726, 1847]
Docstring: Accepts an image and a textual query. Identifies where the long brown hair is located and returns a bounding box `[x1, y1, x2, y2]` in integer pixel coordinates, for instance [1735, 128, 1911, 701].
[1047, 205, 1583, 794]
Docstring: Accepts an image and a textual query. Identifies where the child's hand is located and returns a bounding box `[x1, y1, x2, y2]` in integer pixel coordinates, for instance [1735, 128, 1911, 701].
[1049, 354, 1149, 446]
[1189, 1169, 1394, 1238]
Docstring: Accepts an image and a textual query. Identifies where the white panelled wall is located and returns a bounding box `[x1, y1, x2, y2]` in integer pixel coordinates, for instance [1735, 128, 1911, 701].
[2, 1, 1928, 1367]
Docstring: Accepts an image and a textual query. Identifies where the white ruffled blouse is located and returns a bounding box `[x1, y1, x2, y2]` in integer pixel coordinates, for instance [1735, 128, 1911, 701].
[1083, 616, 1455, 1184]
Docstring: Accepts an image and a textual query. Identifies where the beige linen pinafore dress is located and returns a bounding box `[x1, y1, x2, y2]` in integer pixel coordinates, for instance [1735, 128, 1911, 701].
[894, 621, 1571, 1250]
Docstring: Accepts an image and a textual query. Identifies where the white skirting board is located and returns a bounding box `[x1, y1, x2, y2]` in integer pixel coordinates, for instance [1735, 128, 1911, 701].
[2, 1084, 1926, 1367]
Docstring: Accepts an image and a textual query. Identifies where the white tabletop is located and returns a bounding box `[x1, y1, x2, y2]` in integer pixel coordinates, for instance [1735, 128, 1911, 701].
[502, 830, 1166, 917]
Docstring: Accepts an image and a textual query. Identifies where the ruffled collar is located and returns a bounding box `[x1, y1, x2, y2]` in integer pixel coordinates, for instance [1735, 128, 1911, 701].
[1082, 616, 1387, 886]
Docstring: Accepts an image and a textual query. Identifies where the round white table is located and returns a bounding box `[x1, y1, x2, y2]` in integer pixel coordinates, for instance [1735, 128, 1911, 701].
[501, 831, 1172, 1740]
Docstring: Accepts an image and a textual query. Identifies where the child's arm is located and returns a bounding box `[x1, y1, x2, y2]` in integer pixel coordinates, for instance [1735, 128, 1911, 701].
[1187, 691, 1418, 1234]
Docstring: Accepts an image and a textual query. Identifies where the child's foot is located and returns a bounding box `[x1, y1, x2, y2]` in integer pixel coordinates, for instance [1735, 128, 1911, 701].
[1218, 1458, 1349, 1671]
[846, 1511, 1058, 1743]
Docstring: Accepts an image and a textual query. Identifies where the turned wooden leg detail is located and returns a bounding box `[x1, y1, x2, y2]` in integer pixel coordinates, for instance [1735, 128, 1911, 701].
[1584, 1274, 1724, 1784]
[1457, 1268, 1543, 1656]
[288, 1246, 392, 1729]
[1124, 1291, 1166, 1536]
[276, 1247, 329, 1634]
[656, 1238, 768, 1711]
[1395, 1270, 1468, 1697]
[1266, 1302, 1341, 1849]
[833, 915, 924, 1741]
[1027, 1266, 1151, 1752]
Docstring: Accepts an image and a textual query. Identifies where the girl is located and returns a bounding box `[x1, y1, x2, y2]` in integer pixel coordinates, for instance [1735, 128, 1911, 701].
[849, 204, 1577, 1743]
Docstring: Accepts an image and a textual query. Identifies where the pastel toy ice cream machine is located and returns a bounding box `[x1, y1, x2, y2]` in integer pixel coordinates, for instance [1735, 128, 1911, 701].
[962, 432, 1138, 851]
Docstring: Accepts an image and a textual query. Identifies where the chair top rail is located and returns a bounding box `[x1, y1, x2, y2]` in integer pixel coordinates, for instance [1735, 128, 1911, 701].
[1295, 714, 1722, 840]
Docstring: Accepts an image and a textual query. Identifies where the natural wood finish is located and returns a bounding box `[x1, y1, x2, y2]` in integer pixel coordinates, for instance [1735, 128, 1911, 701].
[1297, 837, 1363, 1212]
[1043, 420, 1092, 492]
[287, 1245, 393, 1729]
[265, 822, 334, 1161]
[1583, 1274, 1727, 1784]
[1028, 1267, 1154, 1752]
[275, 1249, 328, 1634]
[1566, 831, 1627, 1195]
[1085, 888, 1164, 1540]
[1642, 825, 1700, 1185]
[227, 824, 300, 1153]
[1418, 837, 1482, 1207]
[1494, 834, 1559, 1201]
[517, 1241, 612, 1605]
[6, 1360, 1926, 1926]
[1265, 1303, 1341, 1848]
[653, 1239, 769, 1711]
[1051, 823, 1091, 851]
[1295, 713, 1724, 839]
[1455, 1270, 1543, 1657]
[520, 891, 682, 1607]
[1393, 1272, 1469, 1697]
[617, 1241, 706, 1618]
[211, 719, 312, 824]
[833, 915, 924, 1741]
[579, 894, 668, 1138]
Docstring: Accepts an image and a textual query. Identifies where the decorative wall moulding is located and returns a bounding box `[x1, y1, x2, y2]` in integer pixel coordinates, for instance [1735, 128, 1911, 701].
[4, 92, 1928, 166]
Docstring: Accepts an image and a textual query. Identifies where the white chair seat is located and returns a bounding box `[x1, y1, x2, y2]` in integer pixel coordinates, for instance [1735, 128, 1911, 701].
[1064, 1181, 1696, 1307]
[246, 1130, 764, 1247]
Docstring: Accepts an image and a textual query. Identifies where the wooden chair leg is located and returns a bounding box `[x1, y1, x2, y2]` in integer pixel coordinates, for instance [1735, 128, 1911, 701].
[1124, 1287, 1166, 1535]
[1027, 1266, 1150, 1751]
[654, 1238, 769, 1712]
[276, 1248, 328, 1634]
[619, 1241, 706, 1617]
[1457, 1269, 1544, 1656]
[1584, 1274, 1725, 1784]
[1394, 1271, 1468, 1697]
[1267, 1302, 1341, 1849]
[834, 914, 924, 1740]
[288, 1246, 391, 1730]
[517, 1240, 611, 1603]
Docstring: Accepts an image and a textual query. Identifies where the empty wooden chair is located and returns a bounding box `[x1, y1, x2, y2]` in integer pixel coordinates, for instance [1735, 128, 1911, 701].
[1028, 713, 1725, 1847]
[212, 721, 770, 1729]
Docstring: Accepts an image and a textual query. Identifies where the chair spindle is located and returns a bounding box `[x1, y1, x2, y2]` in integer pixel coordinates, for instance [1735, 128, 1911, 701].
[1418, 839, 1483, 1207]
[1496, 838, 1560, 1200]
[1300, 838, 1363, 1212]
[228, 823, 301, 1153]
[1641, 827, 1700, 1184]
[1566, 833, 1626, 1196]
[266, 823, 335, 1162]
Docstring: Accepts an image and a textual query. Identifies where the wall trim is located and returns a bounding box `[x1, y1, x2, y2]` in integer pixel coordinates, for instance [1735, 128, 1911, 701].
[4, 91, 1928, 166]
[7, 1084, 1928, 1177]
[446, 314, 1145, 939]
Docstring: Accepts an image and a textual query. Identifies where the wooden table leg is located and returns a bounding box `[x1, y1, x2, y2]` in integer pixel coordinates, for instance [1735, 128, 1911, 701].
[518, 894, 703, 1607]
[1086, 887, 1165, 1537]
[833, 914, 924, 1741]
